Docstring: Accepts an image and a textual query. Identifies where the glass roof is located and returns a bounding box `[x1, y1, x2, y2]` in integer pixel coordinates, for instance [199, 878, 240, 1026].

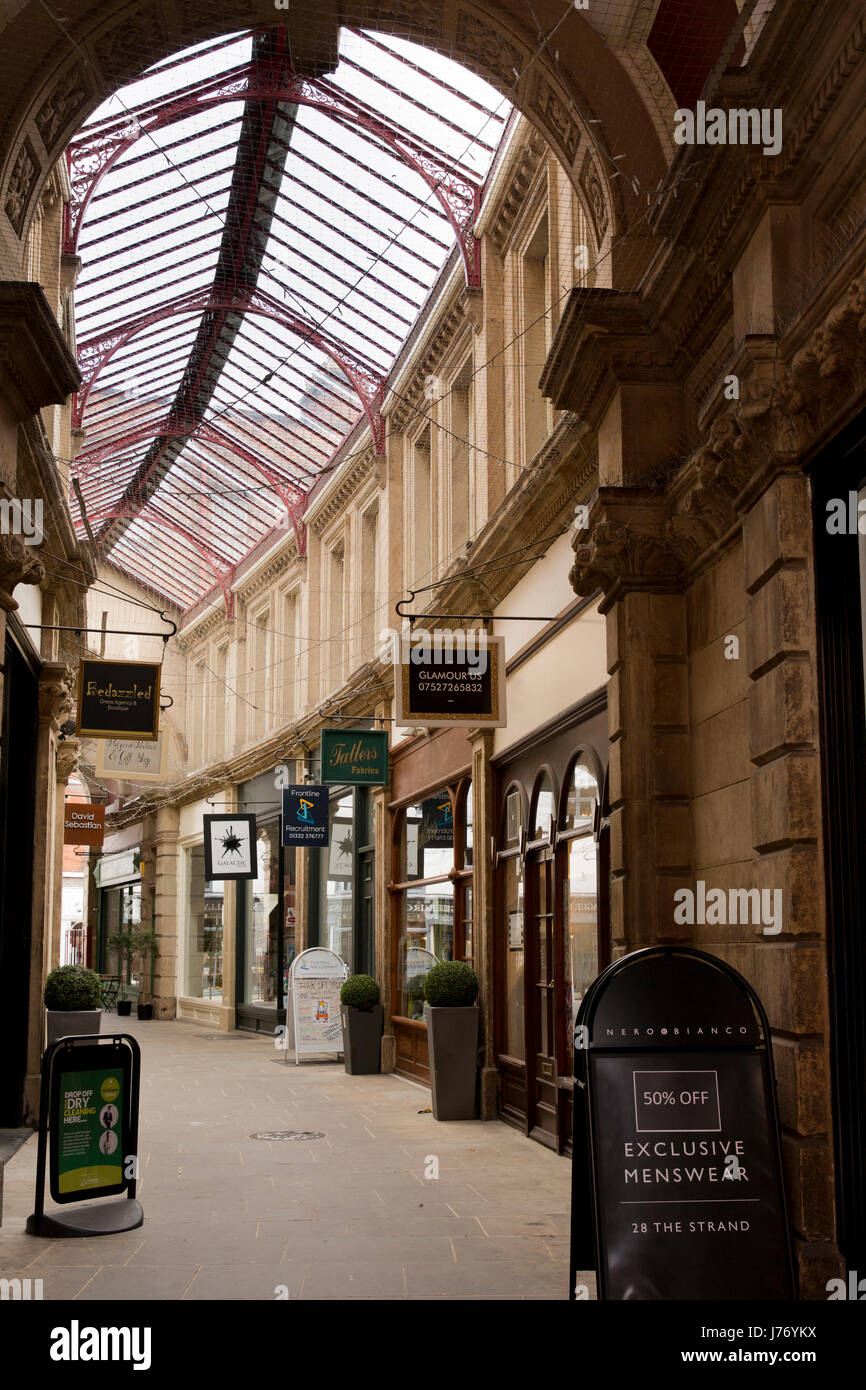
[69, 27, 511, 609]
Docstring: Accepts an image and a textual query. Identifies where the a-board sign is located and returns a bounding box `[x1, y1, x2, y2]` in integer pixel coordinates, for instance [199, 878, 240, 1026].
[76, 659, 161, 741]
[96, 734, 166, 782]
[27, 1034, 143, 1238]
[281, 785, 329, 847]
[289, 947, 347, 1064]
[63, 803, 105, 847]
[203, 813, 257, 880]
[395, 632, 506, 728]
[570, 947, 795, 1301]
[320, 728, 388, 785]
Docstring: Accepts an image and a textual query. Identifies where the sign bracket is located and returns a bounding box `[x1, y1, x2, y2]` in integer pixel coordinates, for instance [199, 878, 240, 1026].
[25, 613, 177, 643]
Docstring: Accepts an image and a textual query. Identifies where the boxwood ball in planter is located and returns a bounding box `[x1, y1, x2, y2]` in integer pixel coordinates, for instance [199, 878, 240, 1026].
[424, 961, 480, 1121]
[340, 974, 384, 1075]
[44, 965, 103, 1045]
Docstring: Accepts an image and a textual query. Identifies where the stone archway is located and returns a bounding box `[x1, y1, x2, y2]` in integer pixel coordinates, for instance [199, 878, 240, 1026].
[0, 0, 676, 282]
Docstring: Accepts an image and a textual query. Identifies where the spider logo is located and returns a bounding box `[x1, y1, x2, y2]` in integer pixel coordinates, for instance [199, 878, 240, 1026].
[219, 825, 244, 858]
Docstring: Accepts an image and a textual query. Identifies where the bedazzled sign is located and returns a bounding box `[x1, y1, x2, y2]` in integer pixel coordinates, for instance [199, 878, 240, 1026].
[77, 659, 161, 741]
[570, 947, 795, 1301]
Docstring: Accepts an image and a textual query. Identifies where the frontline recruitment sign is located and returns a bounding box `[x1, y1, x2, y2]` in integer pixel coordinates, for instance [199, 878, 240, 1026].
[77, 659, 161, 741]
[395, 629, 506, 728]
[570, 947, 795, 1301]
[320, 729, 388, 785]
[282, 786, 330, 847]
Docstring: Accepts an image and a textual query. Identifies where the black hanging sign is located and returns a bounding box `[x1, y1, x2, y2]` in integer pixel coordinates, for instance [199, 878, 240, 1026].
[77, 659, 161, 740]
[281, 786, 330, 847]
[203, 813, 258, 880]
[570, 947, 795, 1301]
[395, 631, 506, 728]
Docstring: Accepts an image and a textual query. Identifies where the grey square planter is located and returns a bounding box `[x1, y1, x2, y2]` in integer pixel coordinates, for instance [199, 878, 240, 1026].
[427, 1005, 479, 1120]
[46, 1010, 102, 1046]
[341, 1004, 383, 1074]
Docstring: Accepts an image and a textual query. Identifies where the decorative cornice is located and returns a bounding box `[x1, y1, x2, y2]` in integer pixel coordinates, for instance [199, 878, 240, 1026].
[308, 450, 376, 537]
[486, 128, 547, 254]
[0, 281, 81, 419]
[389, 298, 469, 434]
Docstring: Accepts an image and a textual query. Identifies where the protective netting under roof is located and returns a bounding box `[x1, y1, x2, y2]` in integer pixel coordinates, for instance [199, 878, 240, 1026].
[69, 26, 511, 609]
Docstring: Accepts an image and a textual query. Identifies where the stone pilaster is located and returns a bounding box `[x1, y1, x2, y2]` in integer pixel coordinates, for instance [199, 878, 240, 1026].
[153, 804, 179, 1020]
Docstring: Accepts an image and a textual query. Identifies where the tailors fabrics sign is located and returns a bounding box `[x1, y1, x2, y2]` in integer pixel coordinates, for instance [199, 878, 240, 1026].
[63, 804, 105, 847]
[51, 1064, 125, 1202]
[320, 729, 389, 785]
[570, 947, 795, 1301]
[282, 786, 330, 847]
[395, 630, 506, 728]
[77, 659, 161, 741]
[203, 813, 257, 880]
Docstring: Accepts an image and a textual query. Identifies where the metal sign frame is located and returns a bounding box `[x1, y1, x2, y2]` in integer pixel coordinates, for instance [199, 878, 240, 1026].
[27, 1033, 143, 1238]
[570, 946, 796, 1302]
[76, 658, 161, 741]
[289, 947, 347, 1065]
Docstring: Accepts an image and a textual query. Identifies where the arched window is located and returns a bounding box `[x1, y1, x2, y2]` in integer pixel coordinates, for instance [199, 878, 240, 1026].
[560, 755, 601, 1076]
[498, 783, 525, 1061]
[530, 771, 556, 843]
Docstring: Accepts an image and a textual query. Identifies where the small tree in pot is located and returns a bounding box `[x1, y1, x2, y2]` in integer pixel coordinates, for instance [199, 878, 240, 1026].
[132, 927, 158, 1020]
[44, 965, 102, 1045]
[424, 960, 480, 1121]
[107, 927, 136, 1014]
[339, 974, 384, 1074]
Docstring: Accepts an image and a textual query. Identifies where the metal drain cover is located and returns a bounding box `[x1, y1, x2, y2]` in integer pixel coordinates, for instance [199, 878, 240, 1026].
[250, 1130, 325, 1142]
[203, 1033, 251, 1040]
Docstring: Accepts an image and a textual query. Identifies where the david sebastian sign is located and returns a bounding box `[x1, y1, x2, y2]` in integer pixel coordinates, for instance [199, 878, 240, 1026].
[282, 786, 329, 847]
[77, 659, 161, 741]
[395, 630, 506, 729]
[320, 729, 388, 785]
[570, 947, 795, 1301]
[63, 803, 105, 847]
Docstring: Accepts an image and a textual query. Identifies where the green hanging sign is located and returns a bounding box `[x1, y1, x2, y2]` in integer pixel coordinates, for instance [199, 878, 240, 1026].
[320, 729, 389, 786]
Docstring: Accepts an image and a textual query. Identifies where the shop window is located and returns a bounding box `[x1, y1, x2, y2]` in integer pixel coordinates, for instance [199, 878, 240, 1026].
[184, 844, 225, 998]
[321, 792, 354, 963]
[244, 822, 281, 1005]
[530, 772, 556, 843]
[560, 756, 600, 1076]
[102, 882, 141, 975]
[498, 784, 525, 1060]
[394, 780, 472, 1017]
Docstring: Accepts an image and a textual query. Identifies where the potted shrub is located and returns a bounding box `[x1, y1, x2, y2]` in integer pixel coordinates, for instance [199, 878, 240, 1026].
[44, 965, 103, 1045]
[424, 960, 480, 1121]
[107, 927, 136, 1015]
[339, 974, 384, 1074]
[132, 927, 158, 1020]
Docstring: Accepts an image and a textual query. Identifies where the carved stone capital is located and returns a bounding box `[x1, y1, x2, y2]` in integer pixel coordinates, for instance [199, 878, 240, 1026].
[56, 738, 80, 783]
[570, 490, 688, 607]
[38, 661, 75, 729]
[0, 532, 44, 610]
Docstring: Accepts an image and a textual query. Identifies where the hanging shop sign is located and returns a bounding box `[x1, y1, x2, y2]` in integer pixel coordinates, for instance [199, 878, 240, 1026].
[569, 946, 795, 1301]
[281, 786, 330, 847]
[203, 813, 258, 880]
[395, 631, 506, 728]
[76, 659, 161, 741]
[63, 803, 105, 847]
[289, 947, 347, 1064]
[27, 1034, 143, 1237]
[95, 734, 166, 783]
[320, 728, 389, 785]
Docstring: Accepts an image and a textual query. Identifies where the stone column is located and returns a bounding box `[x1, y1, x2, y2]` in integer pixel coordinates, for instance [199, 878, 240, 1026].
[54, 737, 80, 970]
[468, 729, 497, 1117]
[373, 699, 394, 1071]
[152, 803, 179, 1019]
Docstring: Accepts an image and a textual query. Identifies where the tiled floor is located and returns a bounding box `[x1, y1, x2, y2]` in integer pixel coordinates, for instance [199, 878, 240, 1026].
[0, 1018, 592, 1300]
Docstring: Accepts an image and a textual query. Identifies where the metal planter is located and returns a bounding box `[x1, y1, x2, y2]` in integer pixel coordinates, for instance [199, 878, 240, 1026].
[426, 1006, 479, 1120]
[340, 1004, 383, 1074]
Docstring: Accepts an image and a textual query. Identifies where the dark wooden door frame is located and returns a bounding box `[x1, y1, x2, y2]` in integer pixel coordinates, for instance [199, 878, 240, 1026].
[809, 415, 866, 1271]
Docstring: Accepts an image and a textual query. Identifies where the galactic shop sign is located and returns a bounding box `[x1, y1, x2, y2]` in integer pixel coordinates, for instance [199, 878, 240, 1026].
[76, 659, 161, 740]
[203, 814, 257, 880]
[570, 947, 795, 1301]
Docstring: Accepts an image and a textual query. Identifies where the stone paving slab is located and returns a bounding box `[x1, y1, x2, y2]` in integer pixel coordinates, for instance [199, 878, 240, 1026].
[0, 1017, 594, 1301]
